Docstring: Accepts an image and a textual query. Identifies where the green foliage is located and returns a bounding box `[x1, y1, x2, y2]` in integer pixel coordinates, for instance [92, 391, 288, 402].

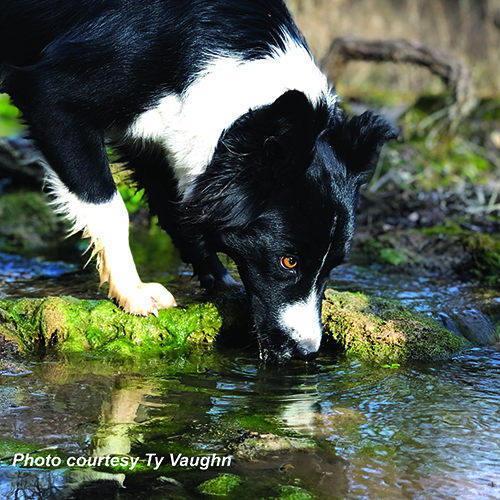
[373, 137, 492, 192]
[382, 363, 401, 369]
[477, 97, 500, 121]
[0, 93, 25, 137]
[363, 95, 498, 194]
[117, 183, 146, 215]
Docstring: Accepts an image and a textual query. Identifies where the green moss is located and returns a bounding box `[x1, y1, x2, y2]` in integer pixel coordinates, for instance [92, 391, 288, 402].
[464, 233, 500, 286]
[0, 296, 223, 356]
[0, 289, 473, 362]
[322, 289, 470, 363]
[355, 235, 419, 268]
[197, 473, 244, 496]
[378, 248, 408, 266]
[0, 191, 67, 253]
[273, 485, 314, 500]
[232, 414, 280, 434]
[418, 223, 465, 236]
[0, 439, 38, 458]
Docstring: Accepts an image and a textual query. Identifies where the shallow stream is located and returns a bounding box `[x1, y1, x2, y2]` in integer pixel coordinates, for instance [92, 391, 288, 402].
[1, 242, 500, 500]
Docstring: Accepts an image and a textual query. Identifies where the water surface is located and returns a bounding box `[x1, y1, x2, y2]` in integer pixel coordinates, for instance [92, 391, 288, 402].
[1, 244, 500, 499]
[1, 348, 499, 499]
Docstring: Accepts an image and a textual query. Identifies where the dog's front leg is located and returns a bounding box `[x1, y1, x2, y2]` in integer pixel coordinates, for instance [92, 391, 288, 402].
[49, 175, 175, 316]
[191, 252, 239, 292]
[82, 192, 177, 316]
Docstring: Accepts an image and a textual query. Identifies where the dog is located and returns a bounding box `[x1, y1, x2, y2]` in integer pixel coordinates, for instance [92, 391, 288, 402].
[0, 0, 396, 361]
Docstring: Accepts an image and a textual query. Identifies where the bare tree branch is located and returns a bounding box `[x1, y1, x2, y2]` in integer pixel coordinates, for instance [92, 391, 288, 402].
[322, 36, 475, 125]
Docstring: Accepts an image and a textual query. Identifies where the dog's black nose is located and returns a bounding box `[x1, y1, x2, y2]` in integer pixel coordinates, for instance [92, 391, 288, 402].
[292, 342, 320, 361]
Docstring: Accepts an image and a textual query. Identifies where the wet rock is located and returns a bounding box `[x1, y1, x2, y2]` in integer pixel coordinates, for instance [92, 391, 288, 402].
[322, 289, 472, 363]
[439, 307, 499, 345]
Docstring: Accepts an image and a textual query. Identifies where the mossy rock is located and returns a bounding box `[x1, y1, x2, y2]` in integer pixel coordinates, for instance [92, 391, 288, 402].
[274, 485, 314, 500]
[0, 296, 223, 356]
[0, 289, 470, 362]
[0, 191, 67, 252]
[322, 289, 471, 363]
[464, 233, 500, 286]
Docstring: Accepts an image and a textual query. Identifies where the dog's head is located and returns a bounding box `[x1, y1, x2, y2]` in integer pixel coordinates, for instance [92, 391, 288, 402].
[183, 90, 397, 361]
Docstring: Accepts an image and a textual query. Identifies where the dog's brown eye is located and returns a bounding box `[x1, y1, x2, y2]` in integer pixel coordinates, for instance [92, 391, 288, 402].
[280, 256, 298, 270]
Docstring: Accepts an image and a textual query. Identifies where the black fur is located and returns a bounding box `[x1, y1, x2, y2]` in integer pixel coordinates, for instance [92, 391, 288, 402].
[0, 0, 397, 361]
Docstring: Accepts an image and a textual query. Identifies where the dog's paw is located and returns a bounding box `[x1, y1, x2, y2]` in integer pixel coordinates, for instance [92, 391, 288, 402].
[113, 282, 177, 317]
[200, 271, 239, 291]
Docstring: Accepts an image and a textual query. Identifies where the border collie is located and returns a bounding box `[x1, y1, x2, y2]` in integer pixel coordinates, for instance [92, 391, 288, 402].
[0, 0, 396, 361]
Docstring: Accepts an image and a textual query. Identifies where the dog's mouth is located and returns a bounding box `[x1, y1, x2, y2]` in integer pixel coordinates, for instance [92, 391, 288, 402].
[249, 293, 322, 362]
[256, 328, 320, 363]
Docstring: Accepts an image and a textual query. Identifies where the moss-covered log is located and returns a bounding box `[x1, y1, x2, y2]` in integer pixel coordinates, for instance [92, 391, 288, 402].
[0, 289, 471, 362]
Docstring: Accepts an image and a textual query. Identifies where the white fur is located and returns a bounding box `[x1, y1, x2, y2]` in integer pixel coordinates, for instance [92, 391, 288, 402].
[44, 168, 140, 283]
[127, 35, 332, 195]
[44, 168, 175, 315]
[279, 290, 322, 352]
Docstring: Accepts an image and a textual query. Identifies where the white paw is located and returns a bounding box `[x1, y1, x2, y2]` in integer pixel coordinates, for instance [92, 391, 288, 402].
[112, 282, 177, 317]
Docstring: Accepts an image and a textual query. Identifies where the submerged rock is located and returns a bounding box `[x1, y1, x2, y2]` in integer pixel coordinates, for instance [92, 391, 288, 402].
[197, 473, 243, 496]
[0, 289, 471, 362]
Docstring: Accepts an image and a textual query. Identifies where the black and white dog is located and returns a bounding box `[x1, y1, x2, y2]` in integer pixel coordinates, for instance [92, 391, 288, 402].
[0, 0, 396, 361]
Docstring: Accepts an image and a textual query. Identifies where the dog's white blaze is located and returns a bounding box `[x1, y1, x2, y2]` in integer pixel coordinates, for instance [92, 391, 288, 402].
[127, 35, 332, 195]
[279, 290, 322, 351]
[279, 241, 334, 351]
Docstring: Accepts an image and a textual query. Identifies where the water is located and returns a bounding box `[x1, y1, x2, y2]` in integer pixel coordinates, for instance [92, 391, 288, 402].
[0, 350, 499, 499]
[1, 247, 500, 499]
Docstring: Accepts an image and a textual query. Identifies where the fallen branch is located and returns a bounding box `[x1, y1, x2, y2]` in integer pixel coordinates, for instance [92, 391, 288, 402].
[322, 36, 475, 126]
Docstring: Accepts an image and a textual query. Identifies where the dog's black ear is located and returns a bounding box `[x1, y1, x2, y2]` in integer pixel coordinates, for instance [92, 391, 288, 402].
[328, 111, 398, 177]
[260, 90, 324, 175]
[221, 90, 328, 178]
